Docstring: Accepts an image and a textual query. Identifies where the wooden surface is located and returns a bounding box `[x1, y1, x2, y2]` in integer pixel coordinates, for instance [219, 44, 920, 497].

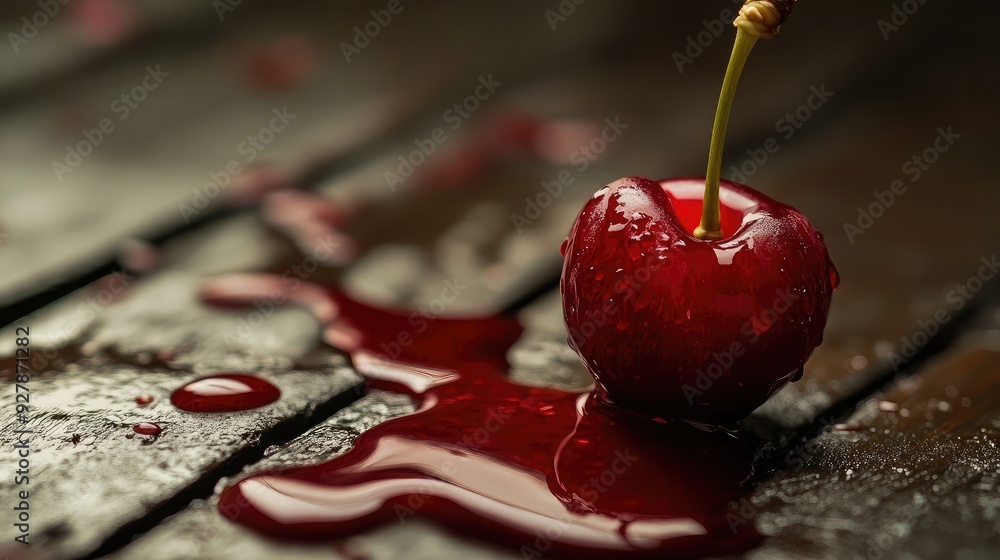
[1, 1, 999, 559]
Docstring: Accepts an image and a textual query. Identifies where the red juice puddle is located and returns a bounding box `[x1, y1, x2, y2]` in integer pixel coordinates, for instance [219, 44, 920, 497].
[203, 274, 760, 558]
[171, 373, 280, 413]
[136, 395, 154, 406]
[132, 422, 162, 436]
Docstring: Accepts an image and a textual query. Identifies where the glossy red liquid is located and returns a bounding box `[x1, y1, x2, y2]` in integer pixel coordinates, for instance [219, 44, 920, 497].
[136, 395, 154, 406]
[170, 374, 281, 413]
[132, 422, 162, 436]
[203, 276, 760, 558]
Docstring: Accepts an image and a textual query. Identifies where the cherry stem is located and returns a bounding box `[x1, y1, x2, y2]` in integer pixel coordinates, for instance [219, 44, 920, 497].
[694, 29, 759, 240]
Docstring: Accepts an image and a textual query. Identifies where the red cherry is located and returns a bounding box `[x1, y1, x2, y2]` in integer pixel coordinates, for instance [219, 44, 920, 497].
[561, 176, 837, 424]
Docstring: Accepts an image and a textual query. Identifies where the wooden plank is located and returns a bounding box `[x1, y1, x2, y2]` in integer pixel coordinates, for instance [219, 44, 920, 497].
[0, 0, 207, 95]
[0, 0, 625, 310]
[746, 309, 1000, 560]
[744, 3, 1000, 434]
[0, 206, 368, 559]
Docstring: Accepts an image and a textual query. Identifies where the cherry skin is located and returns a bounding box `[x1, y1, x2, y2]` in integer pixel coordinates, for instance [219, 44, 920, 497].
[561, 176, 838, 424]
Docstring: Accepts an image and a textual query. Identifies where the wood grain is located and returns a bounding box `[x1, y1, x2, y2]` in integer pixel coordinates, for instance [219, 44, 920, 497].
[748, 311, 1000, 560]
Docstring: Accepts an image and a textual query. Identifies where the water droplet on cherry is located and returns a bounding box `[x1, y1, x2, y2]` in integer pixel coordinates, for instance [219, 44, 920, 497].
[829, 266, 841, 289]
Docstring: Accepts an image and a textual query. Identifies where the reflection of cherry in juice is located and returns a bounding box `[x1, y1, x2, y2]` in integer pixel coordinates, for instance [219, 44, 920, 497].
[202, 276, 759, 558]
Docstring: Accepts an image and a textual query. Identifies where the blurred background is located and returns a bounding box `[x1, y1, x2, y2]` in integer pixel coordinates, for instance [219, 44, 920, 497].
[0, 0, 997, 322]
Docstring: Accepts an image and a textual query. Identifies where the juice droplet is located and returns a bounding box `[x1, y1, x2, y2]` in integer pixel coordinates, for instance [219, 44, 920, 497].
[136, 395, 154, 406]
[828, 263, 841, 290]
[132, 422, 162, 436]
[171, 374, 280, 413]
[559, 238, 570, 257]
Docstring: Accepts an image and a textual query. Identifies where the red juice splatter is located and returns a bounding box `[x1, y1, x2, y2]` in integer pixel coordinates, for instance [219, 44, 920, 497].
[225, 166, 294, 207]
[262, 190, 357, 265]
[136, 395, 154, 406]
[118, 239, 160, 275]
[411, 112, 594, 192]
[132, 422, 162, 436]
[91, 271, 133, 302]
[202, 275, 760, 558]
[242, 35, 319, 92]
[70, 0, 135, 46]
[171, 374, 280, 413]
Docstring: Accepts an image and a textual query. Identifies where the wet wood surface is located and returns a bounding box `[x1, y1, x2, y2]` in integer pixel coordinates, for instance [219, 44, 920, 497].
[748, 314, 1000, 560]
[1, 1, 999, 559]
